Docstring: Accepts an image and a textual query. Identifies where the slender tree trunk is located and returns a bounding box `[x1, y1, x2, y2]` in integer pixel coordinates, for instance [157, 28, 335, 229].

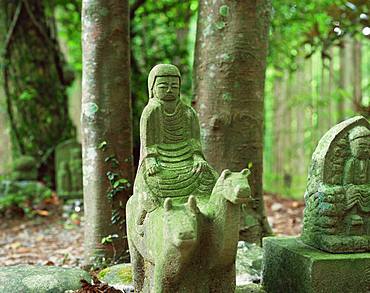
[352, 39, 362, 110]
[273, 74, 284, 177]
[295, 56, 305, 176]
[318, 56, 327, 134]
[0, 4, 11, 174]
[0, 0, 74, 185]
[82, 0, 133, 266]
[283, 71, 292, 186]
[328, 47, 334, 127]
[193, 0, 272, 243]
[306, 56, 316, 157]
[338, 36, 352, 121]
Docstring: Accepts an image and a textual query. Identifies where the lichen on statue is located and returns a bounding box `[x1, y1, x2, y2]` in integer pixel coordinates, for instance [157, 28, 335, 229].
[134, 64, 218, 217]
[302, 116, 370, 253]
[127, 64, 252, 292]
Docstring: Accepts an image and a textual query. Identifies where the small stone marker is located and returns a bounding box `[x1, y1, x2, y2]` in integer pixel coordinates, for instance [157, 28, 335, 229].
[126, 64, 253, 292]
[262, 116, 370, 293]
[55, 139, 83, 199]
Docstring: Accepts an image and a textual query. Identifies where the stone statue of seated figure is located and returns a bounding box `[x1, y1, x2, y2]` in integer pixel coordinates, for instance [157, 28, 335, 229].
[302, 116, 370, 253]
[126, 64, 252, 292]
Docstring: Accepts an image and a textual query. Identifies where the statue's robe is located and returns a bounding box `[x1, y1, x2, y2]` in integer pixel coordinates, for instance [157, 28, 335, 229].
[344, 157, 370, 213]
[134, 98, 218, 212]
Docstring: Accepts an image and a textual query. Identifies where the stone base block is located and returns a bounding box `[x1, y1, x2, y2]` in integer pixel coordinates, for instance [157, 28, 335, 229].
[262, 236, 370, 293]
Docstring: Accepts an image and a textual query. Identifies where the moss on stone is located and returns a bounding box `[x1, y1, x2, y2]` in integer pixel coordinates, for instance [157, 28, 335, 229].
[98, 264, 133, 285]
[262, 237, 370, 293]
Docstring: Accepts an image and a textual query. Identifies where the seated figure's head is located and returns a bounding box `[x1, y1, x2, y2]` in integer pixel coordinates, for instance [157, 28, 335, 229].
[148, 64, 181, 101]
[348, 126, 370, 160]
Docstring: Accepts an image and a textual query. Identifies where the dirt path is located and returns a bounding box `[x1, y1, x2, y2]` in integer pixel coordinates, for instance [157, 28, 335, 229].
[0, 194, 304, 267]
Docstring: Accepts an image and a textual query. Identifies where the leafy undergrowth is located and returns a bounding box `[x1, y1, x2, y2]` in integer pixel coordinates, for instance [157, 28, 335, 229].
[0, 194, 304, 267]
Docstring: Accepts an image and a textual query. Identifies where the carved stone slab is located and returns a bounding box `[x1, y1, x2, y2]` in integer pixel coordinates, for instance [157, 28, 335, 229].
[302, 116, 370, 252]
[55, 139, 83, 199]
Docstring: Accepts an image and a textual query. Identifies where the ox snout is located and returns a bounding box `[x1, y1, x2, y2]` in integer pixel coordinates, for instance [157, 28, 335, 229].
[173, 231, 197, 248]
[231, 185, 251, 204]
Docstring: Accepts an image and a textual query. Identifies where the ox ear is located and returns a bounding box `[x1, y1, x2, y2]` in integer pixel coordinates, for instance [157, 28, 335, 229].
[220, 169, 232, 180]
[241, 168, 251, 177]
[164, 198, 173, 211]
[186, 195, 199, 214]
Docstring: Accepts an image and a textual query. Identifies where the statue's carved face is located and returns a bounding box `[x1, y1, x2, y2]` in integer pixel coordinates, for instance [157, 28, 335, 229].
[350, 136, 370, 160]
[153, 76, 180, 101]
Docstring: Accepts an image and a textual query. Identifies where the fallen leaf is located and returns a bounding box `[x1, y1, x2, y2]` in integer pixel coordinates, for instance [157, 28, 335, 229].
[35, 210, 49, 217]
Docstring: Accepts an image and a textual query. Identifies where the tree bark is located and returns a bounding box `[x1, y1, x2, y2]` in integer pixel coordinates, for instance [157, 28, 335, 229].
[352, 39, 362, 109]
[338, 36, 352, 122]
[82, 0, 133, 266]
[328, 47, 334, 127]
[193, 0, 272, 243]
[295, 56, 305, 176]
[0, 0, 75, 185]
[273, 75, 284, 177]
[283, 71, 292, 185]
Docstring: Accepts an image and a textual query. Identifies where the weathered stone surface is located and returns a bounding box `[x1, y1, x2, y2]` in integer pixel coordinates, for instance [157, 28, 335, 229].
[98, 242, 264, 292]
[262, 237, 370, 293]
[55, 139, 83, 199]
[98, 264, 134, 292]
[0, 265, 91, 293]
[236, 241, 263, 285]
[302, 116, 370, 253]
[126, 64, 253, 292]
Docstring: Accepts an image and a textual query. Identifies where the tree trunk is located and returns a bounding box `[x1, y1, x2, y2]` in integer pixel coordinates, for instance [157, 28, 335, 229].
[0, 0, 75, 185]
[273, 75, 284, 177]
[352, 39, 362, 110]
[82, 0, 133, 266]
[193, 0, 272, 244]
[318, 56, 327, 134]
[328, 47, 334, 127]
[283, 71, 292, 188]
[295, 57, 305, 176]
[338, 36, 352, 122]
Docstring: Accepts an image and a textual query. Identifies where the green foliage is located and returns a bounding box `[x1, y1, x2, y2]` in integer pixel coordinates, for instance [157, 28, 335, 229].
[0, 181, 52, 216]
[264, 1, 369, 198]
[50, 0, 369, 201]
[55, 0, 82, 73]
[101, 234, 119, 245]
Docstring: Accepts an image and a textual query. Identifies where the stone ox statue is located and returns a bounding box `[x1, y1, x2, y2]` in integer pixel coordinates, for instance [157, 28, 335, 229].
[126, 64, 252, 292]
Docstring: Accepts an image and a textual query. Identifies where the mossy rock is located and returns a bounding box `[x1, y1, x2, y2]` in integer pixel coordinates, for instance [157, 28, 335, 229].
[98, 263, 133, 291]
[236, 241, 264, 285]
[11, 156, 38, 180]
[0, 265, 91, 293]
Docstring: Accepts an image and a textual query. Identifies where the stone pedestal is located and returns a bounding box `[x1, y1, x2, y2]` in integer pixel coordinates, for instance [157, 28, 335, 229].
[262, 237, 370, 293]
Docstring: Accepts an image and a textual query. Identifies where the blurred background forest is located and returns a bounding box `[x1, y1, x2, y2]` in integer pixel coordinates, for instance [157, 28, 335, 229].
[0, 0, 369, 200]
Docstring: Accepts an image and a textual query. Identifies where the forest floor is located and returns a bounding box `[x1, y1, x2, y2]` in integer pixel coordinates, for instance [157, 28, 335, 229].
[0, 193, 304, 267]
